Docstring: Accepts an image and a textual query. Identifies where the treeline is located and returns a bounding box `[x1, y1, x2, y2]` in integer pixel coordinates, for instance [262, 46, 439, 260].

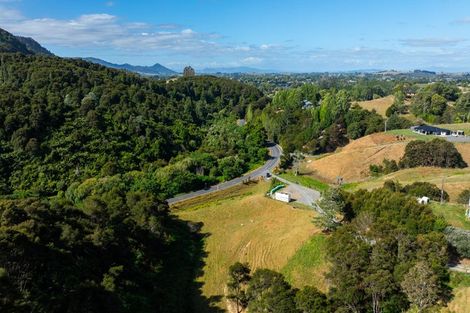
[410, 82, 470, 123]
[261, 84, 409, 154]
[0, 53, 267, 197]
[228, 187, 451, 313]
[370, 138, 467, 176]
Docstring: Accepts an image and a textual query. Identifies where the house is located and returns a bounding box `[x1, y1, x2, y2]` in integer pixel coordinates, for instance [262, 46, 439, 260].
[236, 119, 246, 126]
[274, 192, 291, 203]
[417, 196, 430, 204]
[411, 125, 452, 136]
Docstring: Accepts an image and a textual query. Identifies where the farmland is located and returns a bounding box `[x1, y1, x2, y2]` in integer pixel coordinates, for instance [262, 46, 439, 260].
[355, 95, 395, 117]
[175, 181, 322, 310]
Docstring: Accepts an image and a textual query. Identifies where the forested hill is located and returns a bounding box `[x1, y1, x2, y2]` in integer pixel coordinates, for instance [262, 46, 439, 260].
[0, 52, 268, 312]
[0, 28, 53, 55]
[0, 53, 268, 196]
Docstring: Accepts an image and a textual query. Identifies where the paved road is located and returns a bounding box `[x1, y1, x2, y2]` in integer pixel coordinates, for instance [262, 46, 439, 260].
[166, 144, 282, 205]
[449, 263, 470, 274]
[273, 175, 321, 207]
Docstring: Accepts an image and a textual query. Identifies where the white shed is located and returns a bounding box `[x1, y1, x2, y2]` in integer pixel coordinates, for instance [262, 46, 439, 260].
[274, 192, 291, 203]
[417, 196, 430, 204]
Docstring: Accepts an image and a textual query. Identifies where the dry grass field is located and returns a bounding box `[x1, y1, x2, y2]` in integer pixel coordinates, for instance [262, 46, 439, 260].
[305, 133, 410, 183]
[354, 95, 395, 117]
[349, 167, 470, 202]
[305, 132, 470, 187]
[175, 181, 321, 309]
[442, 273, 470, 313]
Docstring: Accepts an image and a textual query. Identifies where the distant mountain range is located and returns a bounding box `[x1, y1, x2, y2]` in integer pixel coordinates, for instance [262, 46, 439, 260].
[0, 27, 53, 55]
[83, 57, 177, 76]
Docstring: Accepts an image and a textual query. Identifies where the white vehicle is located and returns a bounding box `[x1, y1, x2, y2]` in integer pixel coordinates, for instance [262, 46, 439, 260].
[274, 192, 291, 203]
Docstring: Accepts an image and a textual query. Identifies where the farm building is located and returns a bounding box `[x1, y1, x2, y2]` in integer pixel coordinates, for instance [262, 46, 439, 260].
[411, 125, 464, 136]
[417, 196, 430, 204]
[274, 192, 291, 203]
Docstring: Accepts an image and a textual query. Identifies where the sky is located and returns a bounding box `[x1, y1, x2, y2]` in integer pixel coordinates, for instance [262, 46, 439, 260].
[2, 0, 470, 72]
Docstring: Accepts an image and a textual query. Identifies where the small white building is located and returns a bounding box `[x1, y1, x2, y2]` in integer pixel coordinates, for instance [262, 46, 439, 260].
[417, 196, 430, 204]
[274, 192, 291, 203]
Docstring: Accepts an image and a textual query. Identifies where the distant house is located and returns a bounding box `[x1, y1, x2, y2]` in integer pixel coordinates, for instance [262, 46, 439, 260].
[302, 100, 314, 110]
[236, 119, 246, 126]
[417, 196, 430, 204]
[411, 125, 464, 136]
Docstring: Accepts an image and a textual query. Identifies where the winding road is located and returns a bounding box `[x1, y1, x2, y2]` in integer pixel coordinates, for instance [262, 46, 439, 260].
[166, 143, 283, 205]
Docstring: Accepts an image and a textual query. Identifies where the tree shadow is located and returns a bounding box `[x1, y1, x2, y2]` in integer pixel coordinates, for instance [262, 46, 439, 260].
[162, 217, 225, 313]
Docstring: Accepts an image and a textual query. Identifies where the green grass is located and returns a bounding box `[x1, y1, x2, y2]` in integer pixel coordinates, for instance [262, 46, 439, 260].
[341, 182, 361, 191]
[387, 129, 438, 141]
[436, 122, 470, 134]
[279, 173, 330, 192]
[430, 202, 470, 230]
[282, 234, 329, 292]
[449, 272, 470, 289]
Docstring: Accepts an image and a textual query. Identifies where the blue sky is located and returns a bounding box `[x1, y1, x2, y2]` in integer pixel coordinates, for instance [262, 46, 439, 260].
[2, 0, 470, 71]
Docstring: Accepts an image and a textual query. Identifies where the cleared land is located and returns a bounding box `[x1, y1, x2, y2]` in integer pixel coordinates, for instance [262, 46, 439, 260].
[281, 235, 329, 292]
[305, 131, 470, 187]
[175, 181, 320, 310]
[349, 167, 470, 202]
[431, 202, 470, 230]
[355, 95, 394, 117]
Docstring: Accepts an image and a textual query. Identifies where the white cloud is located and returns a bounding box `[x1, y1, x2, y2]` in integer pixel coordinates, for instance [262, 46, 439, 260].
[400, 38, 464, 47]
[241, 56, 263, 65]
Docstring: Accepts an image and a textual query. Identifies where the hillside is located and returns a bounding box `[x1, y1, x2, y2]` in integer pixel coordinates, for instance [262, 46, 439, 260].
[176, 181, 321, 311]
[305, 132, 470, 184]
[84, 57, 176, 76]
[0, 53, 267, 197]
[0, 27, 52, 55]
[354, 95, 394, 117]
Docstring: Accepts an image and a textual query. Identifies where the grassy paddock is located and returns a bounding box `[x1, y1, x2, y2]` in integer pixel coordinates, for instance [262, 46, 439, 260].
[279, 172, 330, 192]
[176, 181, 318, 311]
[443, 272, 470, 313]
[431, 202, 470, 230]
[281, 234, 329, 292]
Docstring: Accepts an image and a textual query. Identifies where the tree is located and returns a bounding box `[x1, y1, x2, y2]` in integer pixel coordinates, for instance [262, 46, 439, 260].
[227, 262, 251, 313]
[401, 262, 440, 313]
[295, 286, 330, 313]
[312, 188, 345, 231]
[246, 269, 298, 313]
[457, 189, 470, 205]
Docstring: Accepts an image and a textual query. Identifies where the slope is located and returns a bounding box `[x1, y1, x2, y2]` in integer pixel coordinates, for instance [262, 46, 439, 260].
[305, 132, 470, 187]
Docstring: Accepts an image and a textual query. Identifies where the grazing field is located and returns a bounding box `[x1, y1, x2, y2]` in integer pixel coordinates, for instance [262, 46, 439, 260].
[438, 122, 470, 134]
[281, 235, 329, 292]
[349, 167, 470, 202]
[431, 202, 470, 230]
[175, 181, 319, 310]
[279, 172, 330, 192]
[305, 131, 470, 184]
[443, 272, 470, 313]
[305, 133, 409, 182]
[355, 95, 394, 117]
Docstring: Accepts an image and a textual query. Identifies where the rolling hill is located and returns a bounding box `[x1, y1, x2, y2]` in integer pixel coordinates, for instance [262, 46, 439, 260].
[83, 57, 177, 76]
[304, 131, 470, 186]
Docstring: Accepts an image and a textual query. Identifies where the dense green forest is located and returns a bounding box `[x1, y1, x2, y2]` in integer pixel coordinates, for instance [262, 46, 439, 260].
[0, 53, 268, 312]
[0, 53, 268, 197]
[260, 84, 410, 154]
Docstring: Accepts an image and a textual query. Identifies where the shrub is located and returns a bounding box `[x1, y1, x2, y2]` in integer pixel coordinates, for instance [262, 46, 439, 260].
[402, 182, 449, 202]
[399, 139, 467, 169]
[457, 189, 470, 205]
[444, 227, 470, 258]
